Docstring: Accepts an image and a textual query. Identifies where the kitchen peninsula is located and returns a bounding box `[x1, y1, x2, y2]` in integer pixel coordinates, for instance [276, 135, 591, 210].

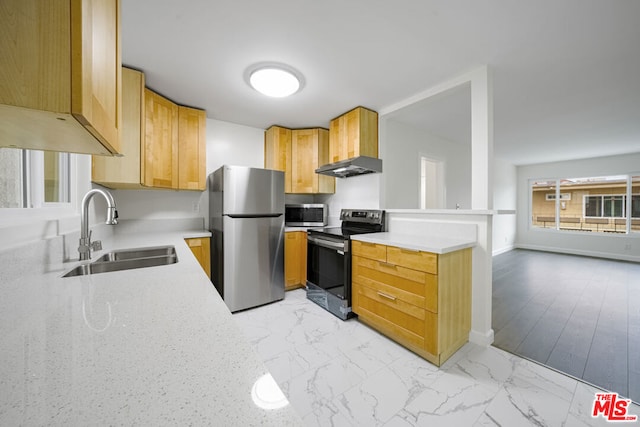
[351, 228, 476, 366]
[0, 220, 302, 426]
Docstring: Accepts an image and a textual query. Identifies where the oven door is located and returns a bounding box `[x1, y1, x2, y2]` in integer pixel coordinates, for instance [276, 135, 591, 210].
[306, 234, 349, 299]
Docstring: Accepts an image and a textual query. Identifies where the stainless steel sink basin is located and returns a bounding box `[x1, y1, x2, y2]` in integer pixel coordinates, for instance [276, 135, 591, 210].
[94, 245, 176, 262]
[63, 245, 178, 278]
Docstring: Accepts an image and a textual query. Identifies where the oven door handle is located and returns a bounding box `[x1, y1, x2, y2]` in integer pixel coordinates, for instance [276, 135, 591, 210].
[307, 235, 345, 251]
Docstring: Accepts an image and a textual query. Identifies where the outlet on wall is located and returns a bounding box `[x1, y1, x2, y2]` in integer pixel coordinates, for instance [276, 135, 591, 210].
[192, 202, 200, 212]
[624, 243, 632, 251]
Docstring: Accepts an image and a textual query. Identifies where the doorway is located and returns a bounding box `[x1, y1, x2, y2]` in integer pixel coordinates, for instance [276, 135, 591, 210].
[420, 156, 444, 209]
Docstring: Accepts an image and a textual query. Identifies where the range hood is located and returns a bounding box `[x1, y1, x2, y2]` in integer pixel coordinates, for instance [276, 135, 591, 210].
[315, 156, 382, 178]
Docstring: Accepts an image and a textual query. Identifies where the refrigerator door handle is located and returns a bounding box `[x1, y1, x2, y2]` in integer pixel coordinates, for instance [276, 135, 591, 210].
[227, 213, 283, 219]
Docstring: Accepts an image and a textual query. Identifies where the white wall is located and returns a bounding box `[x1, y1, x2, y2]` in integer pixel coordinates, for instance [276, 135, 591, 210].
[317, 174, 381, 224]
[517, 152, 640, 261]
[112, 118, 265, 226]
[381, 120, 471, 210]
[492, 157, 517, 255]
[205, 119, 264, 173]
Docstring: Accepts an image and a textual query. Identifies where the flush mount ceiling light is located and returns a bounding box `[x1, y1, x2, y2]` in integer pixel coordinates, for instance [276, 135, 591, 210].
[246, 64, 303, 98]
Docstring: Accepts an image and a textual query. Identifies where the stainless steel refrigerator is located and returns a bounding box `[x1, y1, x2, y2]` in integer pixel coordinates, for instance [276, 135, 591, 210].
[209, 165, 285, 312]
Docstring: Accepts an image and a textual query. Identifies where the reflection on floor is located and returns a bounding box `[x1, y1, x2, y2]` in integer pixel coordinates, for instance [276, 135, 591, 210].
[233, 289, 636, 426]
[493, 249, 640, 404]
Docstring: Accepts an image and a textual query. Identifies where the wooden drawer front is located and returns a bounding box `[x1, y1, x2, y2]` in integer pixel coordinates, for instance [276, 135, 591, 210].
[353, 256, 438, 312]
[353, 283, 425, 347]
[353, 284, 438, 355]
[352, 240, 387, 262]
[355, 280, 426, 320]
[387, 246, 438, 274]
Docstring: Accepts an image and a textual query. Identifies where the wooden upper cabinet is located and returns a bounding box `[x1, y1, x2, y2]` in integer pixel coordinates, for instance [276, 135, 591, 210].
[93, 75, 206, 191]
[93, 67, 144, 188]
[0, 0, 122, 155]
[264, 126, 292, 193]
[178, 106, 206, 190]
[329, 107, 378, 163]
[291, 128, 334, 194]
[143, 88, 179, 189]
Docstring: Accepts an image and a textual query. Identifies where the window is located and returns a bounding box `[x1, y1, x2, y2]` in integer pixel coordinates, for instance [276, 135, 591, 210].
[584, 195, 626, 218]
[531, 174, 640, 234]
[531, 180, 557, 229]
[0, 148, 72, 209]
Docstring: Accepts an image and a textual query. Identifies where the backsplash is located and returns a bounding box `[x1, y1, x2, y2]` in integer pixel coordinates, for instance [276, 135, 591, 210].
[0, 235, 65, 285]
[0, 218, 207, 285]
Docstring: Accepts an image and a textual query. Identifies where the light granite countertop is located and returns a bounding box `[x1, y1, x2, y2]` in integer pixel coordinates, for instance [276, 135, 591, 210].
[351, 232, 476, 254]
[0, 228, 303, 426]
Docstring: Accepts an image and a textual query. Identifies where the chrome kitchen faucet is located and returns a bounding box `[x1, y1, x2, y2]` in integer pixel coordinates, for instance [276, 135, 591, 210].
[78, 189, 118, 260]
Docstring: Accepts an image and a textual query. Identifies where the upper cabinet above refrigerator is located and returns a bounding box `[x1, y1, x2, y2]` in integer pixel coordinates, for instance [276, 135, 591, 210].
[264, 126, 335, 194]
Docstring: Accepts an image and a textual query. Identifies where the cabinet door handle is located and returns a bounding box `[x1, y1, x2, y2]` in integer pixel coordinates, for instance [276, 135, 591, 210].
[379, 261, 396, 268]
[377, 291, 397, 301]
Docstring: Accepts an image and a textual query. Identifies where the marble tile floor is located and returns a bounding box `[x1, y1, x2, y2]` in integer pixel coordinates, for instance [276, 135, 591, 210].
[233, 289, 640, 426]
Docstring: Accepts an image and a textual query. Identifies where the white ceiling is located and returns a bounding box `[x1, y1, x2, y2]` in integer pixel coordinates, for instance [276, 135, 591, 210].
[121, 0, 640, 166]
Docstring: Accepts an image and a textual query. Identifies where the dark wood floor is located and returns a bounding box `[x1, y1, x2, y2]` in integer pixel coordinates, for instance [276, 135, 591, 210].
[492, 249, 640, 402]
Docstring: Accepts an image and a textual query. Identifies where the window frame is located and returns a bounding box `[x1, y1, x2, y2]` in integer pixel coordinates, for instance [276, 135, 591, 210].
[529, 174, 640, 235]
[583, 194, 627, 219]
[0, 150, 78, 221]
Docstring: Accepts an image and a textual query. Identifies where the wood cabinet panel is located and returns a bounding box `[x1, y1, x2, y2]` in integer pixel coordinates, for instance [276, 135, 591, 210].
[387, 246, 438, 274]
[265, 126, 334, 194]
[143, 88, 178, 189]
[291, 129, 318, 193]
[351, 240, 387, 262]
[285, 232, 301, 288]
[437, 248, 472, 358]
[354, 279, 426, 320]
[0, 0, 121, 155]
[92, 67, 144, 187]
[353, 284, 437, 352]
[93, 77, 206, 191]
[71, 0, 122, 154]
[329, 107, 378, 163]
[352, 241, 470, 366]
[291, 128, 334, 194]
[264, 126, 292, 193]
[186, 237, 211, 277]
[353, 255, 437, 312]
[178, 106, 206, 190]
[285, 231, 307, 290]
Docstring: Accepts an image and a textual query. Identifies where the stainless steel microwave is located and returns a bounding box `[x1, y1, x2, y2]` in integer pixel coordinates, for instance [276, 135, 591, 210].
[285, 204, 328, 227]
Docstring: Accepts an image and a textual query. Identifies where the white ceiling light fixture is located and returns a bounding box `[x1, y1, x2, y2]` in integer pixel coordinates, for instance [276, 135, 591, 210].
[246, 63, 303, 98]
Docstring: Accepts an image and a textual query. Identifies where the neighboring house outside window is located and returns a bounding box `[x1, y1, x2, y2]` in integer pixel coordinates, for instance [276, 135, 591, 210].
[531, 175, 640, 234]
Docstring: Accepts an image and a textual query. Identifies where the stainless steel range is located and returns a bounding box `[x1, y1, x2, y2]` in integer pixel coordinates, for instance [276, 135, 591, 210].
[306, 209, 385, 320]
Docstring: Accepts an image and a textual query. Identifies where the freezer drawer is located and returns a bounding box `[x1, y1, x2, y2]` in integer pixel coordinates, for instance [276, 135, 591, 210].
[222, 215, 284, 312]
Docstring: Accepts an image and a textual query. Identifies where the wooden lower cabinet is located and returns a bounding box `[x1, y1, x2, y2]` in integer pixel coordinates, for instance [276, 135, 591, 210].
[352, 240, 471, 366]
[285, 231, 307, 290]
[185, 237, 211, 277]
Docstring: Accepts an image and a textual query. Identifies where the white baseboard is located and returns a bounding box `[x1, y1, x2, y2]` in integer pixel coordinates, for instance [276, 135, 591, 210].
[515, 244, 640, 263]
[469, 329, 494, 347]
[492, 245, 515, 256]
